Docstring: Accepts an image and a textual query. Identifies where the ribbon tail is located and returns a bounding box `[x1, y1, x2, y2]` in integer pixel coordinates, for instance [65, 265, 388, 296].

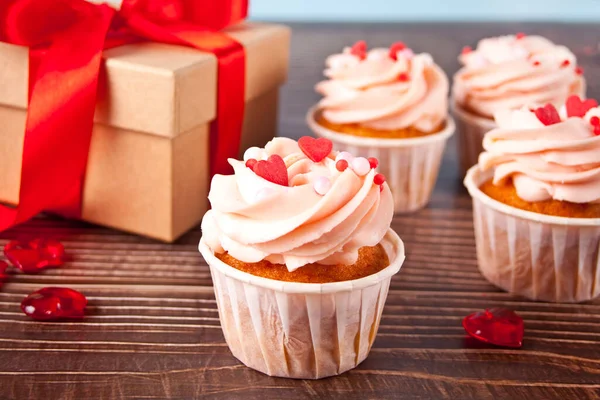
[0, 4, 116, 231]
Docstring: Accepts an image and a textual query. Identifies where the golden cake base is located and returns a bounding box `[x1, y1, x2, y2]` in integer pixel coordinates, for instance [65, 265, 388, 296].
[480, 179, 600, 219]
[216, 244, 389, 283]
[317, 114, 444, 139]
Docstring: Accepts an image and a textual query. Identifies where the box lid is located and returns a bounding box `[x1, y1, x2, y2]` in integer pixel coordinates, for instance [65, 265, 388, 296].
[0, 22, 290, 138]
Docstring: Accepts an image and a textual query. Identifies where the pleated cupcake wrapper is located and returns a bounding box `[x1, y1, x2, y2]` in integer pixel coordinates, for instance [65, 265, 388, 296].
[465, 167, 600, 303]
[451, 101, 497, 177]
[307, 106, 455, 213]
[199, 229, 405, 379]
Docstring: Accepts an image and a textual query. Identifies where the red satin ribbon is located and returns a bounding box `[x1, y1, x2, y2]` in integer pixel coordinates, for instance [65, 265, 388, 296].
[0, 0, 247, 231]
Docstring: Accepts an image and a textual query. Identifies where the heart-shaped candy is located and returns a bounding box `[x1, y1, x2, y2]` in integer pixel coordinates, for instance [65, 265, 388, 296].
[565, 95, 598, 118]
[253, 155, 288, 186]
[298, 136, 333, 163]
[534, 104, 561, 126]
[21, 287, 87, 321]
[4, 239, 64, 273]
[389, 41, 406, 60]
[463, 308, 524, 348]
[350, 40, 367, 59]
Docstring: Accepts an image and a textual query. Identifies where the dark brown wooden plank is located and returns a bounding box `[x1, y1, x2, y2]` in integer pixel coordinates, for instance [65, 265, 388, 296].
[0, 22, 599, 400]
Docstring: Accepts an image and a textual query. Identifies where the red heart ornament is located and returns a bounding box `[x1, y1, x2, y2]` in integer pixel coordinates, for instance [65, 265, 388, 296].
[21, 287, 87, 321]
[463, 308, 524, 348]
[534, 104, 561, 126]
[253, 155, 288, 186]
[298, 136, 333, 163]
[565, 95, 598, 118]
[4, 239, 65, 273]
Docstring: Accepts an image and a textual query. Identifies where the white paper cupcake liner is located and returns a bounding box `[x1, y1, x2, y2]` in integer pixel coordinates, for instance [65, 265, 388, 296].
[464, 167, 600, 303]
[199, 229, 405, 379]
[452, 101, 496, 177]
[307, 107, 455, 213]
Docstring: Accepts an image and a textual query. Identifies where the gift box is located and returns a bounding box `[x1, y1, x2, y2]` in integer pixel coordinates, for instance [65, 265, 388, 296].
[0, 18, 290, 242]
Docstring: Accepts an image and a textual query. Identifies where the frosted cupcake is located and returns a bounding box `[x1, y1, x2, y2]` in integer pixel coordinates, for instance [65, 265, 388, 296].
[464, 96, 600, 302]
[453, 33, 585, 174]
[199, 136, 405, 378]
[307, 41, 455, 213]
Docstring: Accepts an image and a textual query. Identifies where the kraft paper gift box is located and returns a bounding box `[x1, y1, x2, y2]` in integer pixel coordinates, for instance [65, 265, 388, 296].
[0, 22, 290, 242]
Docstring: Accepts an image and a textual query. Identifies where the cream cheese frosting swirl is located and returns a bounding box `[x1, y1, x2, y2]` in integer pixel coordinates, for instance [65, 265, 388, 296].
[201, 137, 394, 271]
[478, 104, 600, 203]
[453, 34, 585, 119]
[316, 44, 449, 132]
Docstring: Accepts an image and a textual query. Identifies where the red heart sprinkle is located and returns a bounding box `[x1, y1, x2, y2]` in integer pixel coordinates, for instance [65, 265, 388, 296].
[336, 159, 348, 172]
[534, 104, 561, 126]
[591, 116, 600, 126]
[461, 46, 472, 55]
[575, 66, 584, 75]
[561, 59, 570, 67]
[389, 41, 406, 60]
[4, 239, 64, 273]
[298, 136, 333, 163]
[368, 157, 379, 169]
[565, 95, 598, 118]
[463, 308, 524, 348]
[245, 158, 258, 170]
[594, 126, 600, 136]
[516, 32, 526, 39]
[373, 173, 386, 185]
[350, 40, 367, 60]
[532, 60, 540, 66]
[253, 155, 288, 186]
[21, 287, 87, 321]
[399, 73, 410, 82]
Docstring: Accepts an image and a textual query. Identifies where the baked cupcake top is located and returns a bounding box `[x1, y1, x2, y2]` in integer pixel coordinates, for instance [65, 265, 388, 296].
[453, 34, 585, 119]
[478, 95, 600, 203]
[201, 136, 394, 271]
[315, 41, 449, 133]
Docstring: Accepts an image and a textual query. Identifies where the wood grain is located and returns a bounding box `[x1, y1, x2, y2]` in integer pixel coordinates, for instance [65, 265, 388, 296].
[1, 23, 600, 400]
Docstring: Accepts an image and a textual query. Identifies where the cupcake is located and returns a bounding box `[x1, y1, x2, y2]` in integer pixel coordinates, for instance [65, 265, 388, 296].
[453, 33, 585, 174]
[464, 95, 600, 302]
[199, 136, 405, 378]
[307, 41, 455, 213]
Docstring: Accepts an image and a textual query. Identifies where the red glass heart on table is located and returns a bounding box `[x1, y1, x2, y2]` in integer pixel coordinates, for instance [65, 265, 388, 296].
[253, 155, 289, 186]
[4, 239, 65, 273]
[21, 287, 87, 321]
[462, 308, 524, 348]
[565, 95, 598, 118]
[298, 136, 333, 163]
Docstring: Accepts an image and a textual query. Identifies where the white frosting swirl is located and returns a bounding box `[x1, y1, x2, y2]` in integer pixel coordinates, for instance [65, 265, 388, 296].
[479, 105, 600, 203]
[316, 46, 449, 132]
[454, 35, 585, 118]
[201, 138, 394, 271]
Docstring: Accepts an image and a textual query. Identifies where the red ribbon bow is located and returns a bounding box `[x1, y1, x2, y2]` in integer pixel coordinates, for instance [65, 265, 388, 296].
[0, 0, 247, 230]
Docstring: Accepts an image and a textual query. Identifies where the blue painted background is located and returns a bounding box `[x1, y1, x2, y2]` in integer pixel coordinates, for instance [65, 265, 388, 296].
[249, 0, 600, 21]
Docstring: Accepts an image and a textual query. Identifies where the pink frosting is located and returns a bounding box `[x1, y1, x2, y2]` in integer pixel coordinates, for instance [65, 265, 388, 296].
[316, 46, 449, 132]
[201, 138, 394, 271]
[454, 35, 585, 118]
[478, 106, 600, 203]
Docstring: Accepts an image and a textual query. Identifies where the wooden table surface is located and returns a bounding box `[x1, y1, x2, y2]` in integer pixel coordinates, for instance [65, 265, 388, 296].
[1, 23, 600, 400]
